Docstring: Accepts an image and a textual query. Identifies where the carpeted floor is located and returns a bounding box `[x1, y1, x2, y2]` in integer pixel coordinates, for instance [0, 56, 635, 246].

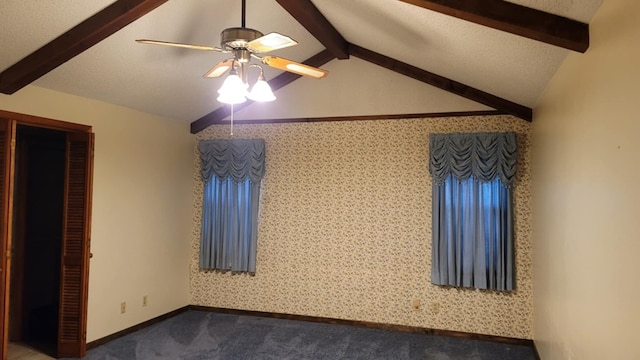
[67, 311, 537, 360]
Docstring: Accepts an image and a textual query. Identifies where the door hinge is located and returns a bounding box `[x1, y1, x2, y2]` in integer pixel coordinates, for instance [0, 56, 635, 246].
[11, 138, 16, 150]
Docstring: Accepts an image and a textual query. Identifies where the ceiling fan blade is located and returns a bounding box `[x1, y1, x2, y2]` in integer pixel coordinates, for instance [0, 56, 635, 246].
[203, 60, 234, 78]
[136, 39, 222, 52]
[261, 56, 328, 79]
[247, 32, 298, 53]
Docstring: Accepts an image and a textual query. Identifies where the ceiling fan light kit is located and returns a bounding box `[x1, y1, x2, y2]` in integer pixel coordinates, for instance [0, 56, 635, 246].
[217, 63, 277, 104]
[246, 72, 277, 102]
[136, 0, 327, 106]
[217, 67, 249, 104]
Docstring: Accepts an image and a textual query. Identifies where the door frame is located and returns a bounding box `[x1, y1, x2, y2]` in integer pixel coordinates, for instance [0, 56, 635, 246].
[0, 118, 16, 360]
[0, 110, 93, 360]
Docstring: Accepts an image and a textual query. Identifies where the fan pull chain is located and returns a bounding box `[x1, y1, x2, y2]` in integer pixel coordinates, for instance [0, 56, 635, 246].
[230, 103, 234, 136]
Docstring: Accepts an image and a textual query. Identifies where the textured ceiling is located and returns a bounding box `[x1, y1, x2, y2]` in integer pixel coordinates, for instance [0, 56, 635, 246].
[0, 0, 603, 124]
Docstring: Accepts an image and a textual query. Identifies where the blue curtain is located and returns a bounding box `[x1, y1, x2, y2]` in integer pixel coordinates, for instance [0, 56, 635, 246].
[199, 139, 265, 273]
[429, 133, 516, 291]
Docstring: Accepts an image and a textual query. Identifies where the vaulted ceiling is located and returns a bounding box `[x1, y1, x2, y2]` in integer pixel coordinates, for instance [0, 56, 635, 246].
[0, 0, 603, 133]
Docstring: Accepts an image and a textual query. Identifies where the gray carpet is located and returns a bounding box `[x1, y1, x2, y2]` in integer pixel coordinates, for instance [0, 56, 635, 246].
[69, 311, 537, 360]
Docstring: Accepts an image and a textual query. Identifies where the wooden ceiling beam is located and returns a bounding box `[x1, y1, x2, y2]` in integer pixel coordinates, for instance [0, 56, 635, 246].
[398, 0, 589, 52]
[190, 49, 336, 134]
[275, 0, 349, 59]
[0, 0, 168, 95]
[349, 44, 532, 122]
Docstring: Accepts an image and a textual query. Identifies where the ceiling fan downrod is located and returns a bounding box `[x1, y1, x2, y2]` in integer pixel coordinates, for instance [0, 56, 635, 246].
[219, 0, 263, 53]
[241, 0, 246, 28]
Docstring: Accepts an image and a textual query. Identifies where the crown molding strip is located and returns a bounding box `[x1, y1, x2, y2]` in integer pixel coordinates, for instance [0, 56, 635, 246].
[191, 111, 508, 129]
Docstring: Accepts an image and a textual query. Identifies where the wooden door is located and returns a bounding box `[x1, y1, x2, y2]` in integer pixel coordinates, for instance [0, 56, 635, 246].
[0, 118, 16, 360]
[57, 132, 93, 358]
[0, 111, 93, 359]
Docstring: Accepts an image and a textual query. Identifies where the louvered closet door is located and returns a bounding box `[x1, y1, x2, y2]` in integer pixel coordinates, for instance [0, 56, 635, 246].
[0, 118, 15, 360]
[57, 131, 94, 358]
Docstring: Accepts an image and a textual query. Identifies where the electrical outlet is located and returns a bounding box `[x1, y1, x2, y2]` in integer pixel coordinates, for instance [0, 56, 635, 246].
[430, 302, 440, 314]
[412, 298, 421, 310]
[120, 302, 126, 314]
[143, 295, 148, 307]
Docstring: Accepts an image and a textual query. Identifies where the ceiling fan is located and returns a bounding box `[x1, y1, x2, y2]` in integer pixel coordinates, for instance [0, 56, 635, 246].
[135, 0, 329, 81]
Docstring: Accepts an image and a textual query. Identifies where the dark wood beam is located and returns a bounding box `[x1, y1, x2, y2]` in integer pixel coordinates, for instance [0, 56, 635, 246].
[0, 0, 168, 95]
[398, 0, 589, 52]
[349, 44, 532, 122]
[190, 49, 336, 134]
[275, 0, 349, 59]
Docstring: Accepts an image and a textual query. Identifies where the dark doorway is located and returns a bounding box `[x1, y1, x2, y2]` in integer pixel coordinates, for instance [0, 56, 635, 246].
[9, 125, 66, 356]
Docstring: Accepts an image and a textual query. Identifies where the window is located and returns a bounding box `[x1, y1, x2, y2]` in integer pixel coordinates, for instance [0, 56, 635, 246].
[198, 139, 265, 273]
[429, 133, 516, 291]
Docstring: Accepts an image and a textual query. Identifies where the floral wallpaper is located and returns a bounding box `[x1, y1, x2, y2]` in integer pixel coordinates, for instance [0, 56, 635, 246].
[191, 115, 533, 339]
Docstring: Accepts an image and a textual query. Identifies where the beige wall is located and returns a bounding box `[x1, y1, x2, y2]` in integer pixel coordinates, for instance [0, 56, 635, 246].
[192, 115, 533, 339]
[0, 86, 194, 341]
[532, 0, 640, 358]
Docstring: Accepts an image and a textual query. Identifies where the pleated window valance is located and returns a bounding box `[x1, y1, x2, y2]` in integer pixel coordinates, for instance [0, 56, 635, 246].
[199, 139, 265, 183]
[429, 132, 517, 186]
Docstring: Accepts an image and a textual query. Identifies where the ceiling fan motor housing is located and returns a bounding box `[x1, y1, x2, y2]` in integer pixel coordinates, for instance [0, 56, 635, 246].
[220, 27, 263, 53]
